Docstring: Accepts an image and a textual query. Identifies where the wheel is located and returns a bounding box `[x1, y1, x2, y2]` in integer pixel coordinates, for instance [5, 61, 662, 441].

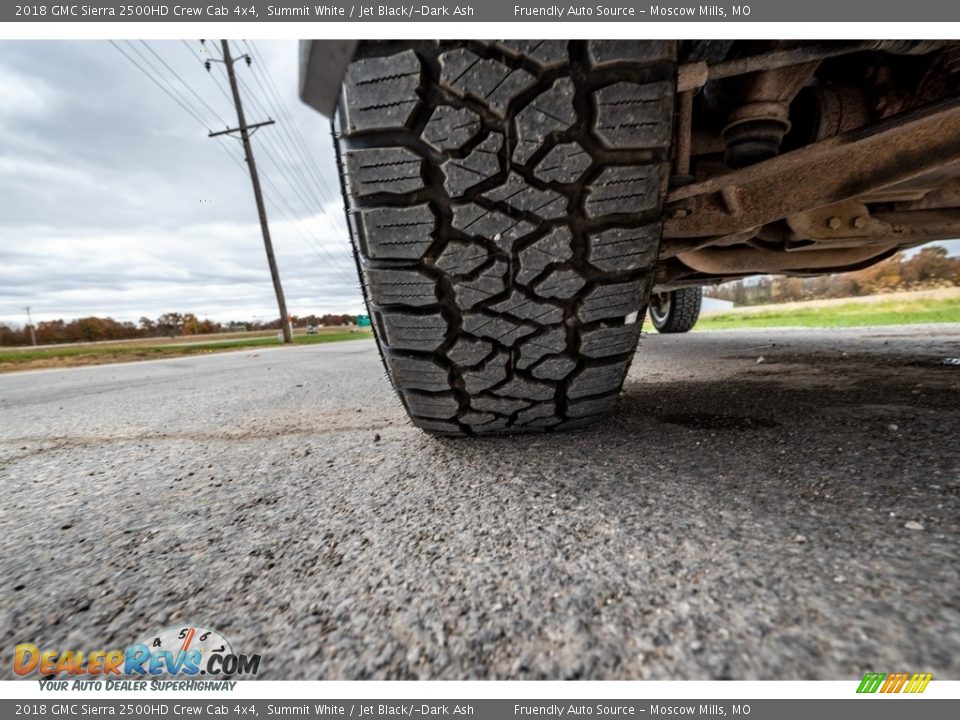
[333, 41, 676, 435]
[649, 287, 702, 333]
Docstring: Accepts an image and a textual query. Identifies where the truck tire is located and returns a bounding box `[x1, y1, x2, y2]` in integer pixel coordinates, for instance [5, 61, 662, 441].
[649, 287, 702, 333]
[333, 41, 676, 435]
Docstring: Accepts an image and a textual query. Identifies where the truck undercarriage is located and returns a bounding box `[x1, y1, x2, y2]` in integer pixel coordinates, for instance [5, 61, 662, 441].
[299, 40, 960, 434]
[658, 40, 960, 289]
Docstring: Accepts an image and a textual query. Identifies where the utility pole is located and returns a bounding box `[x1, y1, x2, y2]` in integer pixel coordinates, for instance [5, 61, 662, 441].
[209, 39, 292, 343]
[23, 306, 37, 346]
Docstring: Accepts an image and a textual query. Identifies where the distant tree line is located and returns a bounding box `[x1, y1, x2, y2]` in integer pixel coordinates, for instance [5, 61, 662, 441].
[0, 312, 359, 347]
[706, 247, 960, 306]
[293, 313, 357, 328]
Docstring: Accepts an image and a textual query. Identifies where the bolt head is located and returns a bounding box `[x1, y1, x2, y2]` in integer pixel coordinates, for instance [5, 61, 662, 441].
[672, 207, 690, 219]
[827, 216, 843, 230]
[852, 216, 867, 229]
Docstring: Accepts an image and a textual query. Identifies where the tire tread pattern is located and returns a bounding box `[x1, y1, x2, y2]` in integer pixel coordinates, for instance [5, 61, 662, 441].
[652, 287, 703, 334]
[334, 41, 676, 435]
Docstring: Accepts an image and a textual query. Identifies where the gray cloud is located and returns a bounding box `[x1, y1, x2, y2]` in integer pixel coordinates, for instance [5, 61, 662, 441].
[0, 40, 361, 325]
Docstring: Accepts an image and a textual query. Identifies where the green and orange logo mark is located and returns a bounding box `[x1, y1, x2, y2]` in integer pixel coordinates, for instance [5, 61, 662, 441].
[857, 672, 933, 694]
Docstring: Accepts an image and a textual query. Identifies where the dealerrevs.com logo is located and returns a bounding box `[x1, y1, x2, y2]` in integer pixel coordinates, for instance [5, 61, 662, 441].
[14, 626, 260, 683]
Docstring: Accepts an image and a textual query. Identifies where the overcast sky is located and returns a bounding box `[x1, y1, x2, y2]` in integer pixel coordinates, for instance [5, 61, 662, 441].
[0, 40, 362, 327]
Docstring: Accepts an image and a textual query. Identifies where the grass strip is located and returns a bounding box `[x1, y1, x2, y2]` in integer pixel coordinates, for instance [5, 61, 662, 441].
[0, 331, 373, 366]
[695, 297, 960, 330]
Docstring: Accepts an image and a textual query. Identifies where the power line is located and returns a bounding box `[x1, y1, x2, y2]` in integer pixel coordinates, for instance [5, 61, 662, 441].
[109, 40, 211, 128]
[258, 156, 356, 281]
[215, 38, 292, 343]
[237, 82, 335, 215]
[230, 48, 352, 252]
[214, 136, 355, 286]
[181, 40, 235, 107]
[203, 41, 236, 98]
[245, 41, 335, 177]
[222, 65, 354, 276]
[114, 38, 357, 294]
[245, 40, 344, 208]
[208, 42, 332, 211]
[206, 75, 355, 282]
[122, 41, 217, 129]
[140, 41, 229, 128]
[216, 130, 353, 283]
[236, 131, 355, 278]
[218, 120, 355, 280]
[241, 39, 342, 208]
[233, 72, 335, 214]
[268, 215, 357, 286]
[256, 169, 357, 283]
[244, 54, 331, 197]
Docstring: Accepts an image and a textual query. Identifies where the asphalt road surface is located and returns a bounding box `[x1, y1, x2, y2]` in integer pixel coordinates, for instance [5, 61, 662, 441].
[2, 326, 959, 680]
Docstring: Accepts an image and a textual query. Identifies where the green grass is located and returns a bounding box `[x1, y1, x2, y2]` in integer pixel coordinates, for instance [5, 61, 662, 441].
[696, 296, 960, 330]
[0, 331, 372, 365]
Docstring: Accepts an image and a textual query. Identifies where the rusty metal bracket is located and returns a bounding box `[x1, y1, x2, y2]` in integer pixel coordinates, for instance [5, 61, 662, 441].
[664, 96, 960, 239]
[676, 244, 898, 275]
[786, 202, 960, 245]
[787, 201, 885, 240]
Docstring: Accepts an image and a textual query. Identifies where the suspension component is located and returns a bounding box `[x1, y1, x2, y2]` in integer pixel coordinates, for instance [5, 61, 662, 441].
[723, 60, 819, 168]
